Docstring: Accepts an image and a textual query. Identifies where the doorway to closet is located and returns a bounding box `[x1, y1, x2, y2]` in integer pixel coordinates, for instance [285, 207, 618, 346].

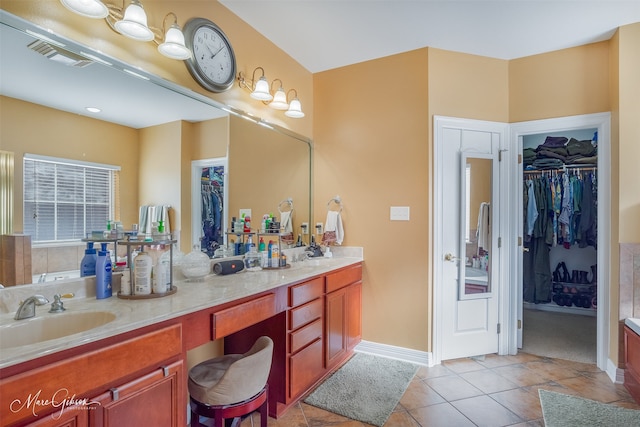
[521, 128, 598, 364]
[510, 113, 610, 371]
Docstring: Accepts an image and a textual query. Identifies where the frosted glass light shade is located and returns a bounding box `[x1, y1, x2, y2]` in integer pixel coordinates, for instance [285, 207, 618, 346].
[158, 25, 192, 60]
[60, 0, 109, 18]
[251, 77, 273, 101]
[269, 87, 289, 110]
[285, 98, 305, 118]
[114, 0, 154, 41]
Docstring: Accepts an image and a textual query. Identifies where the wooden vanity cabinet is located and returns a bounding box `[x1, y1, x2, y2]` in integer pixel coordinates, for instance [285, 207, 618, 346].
[224, 263, 362, 419]
[325, 264, 362, 370]
[89, 360, 183, 427]
[2, 324, 184, 427]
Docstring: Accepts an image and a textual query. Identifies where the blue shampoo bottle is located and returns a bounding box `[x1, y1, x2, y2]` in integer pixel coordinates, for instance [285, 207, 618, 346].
[95, 243, 112, 299]
[80, 242, 97, 277]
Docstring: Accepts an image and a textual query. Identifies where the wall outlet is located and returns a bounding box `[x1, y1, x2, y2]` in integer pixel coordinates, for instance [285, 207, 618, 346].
[301, 222, 309, 235]
[316, 222, 323, 234]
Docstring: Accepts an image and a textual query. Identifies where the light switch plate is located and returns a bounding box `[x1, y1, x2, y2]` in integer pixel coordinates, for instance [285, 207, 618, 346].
[301, 222, 309, 235]
[316, 222, 323, 234]
[390, 206, 410, 221]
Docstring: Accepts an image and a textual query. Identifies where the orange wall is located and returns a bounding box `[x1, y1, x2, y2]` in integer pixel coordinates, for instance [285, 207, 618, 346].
[617, 23, 640, 242]
[509, 41, 610, 122]
[314, 49, 431, 350]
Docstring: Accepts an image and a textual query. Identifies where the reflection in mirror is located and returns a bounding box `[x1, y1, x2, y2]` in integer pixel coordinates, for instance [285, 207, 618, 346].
[460, 154, 493, 298]
[1, 11, 312, 283]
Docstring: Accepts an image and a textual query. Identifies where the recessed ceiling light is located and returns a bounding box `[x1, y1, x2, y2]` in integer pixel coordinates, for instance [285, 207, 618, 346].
[86, 107, 101, 113]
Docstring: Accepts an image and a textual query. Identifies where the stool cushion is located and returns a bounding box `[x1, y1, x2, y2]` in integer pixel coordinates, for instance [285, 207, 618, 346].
[188, 336, 273, 406]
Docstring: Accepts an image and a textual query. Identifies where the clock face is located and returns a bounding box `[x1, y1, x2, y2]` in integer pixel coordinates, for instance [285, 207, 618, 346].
[183, 18, 237, 93]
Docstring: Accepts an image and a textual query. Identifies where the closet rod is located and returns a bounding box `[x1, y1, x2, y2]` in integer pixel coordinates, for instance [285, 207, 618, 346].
[523, 165, 597, 175]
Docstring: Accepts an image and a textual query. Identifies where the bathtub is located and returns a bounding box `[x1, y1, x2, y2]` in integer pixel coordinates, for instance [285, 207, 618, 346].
[32, 270, 81, 284]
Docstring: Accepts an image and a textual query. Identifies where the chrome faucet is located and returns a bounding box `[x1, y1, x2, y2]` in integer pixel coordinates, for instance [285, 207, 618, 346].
[48, 293, 74, 313]
[14, 295, 49, 320]
[38, 273, 47, 283]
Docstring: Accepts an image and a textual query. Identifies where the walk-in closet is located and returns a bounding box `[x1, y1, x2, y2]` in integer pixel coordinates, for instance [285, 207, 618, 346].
[521, 128, 598, 364]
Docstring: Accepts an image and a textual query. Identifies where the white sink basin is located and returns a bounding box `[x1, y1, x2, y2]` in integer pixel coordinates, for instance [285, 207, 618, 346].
[0, 311, 116, 349]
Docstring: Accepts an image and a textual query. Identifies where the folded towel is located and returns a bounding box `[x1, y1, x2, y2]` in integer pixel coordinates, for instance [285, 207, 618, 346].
[322, 210, 344, 245]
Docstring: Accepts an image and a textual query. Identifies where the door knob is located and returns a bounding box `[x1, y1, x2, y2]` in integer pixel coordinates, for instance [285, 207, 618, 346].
[444, 253, 459, 262]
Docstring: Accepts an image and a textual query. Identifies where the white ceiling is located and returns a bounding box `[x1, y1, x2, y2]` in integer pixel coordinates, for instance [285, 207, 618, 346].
[220, 0, 640, 73]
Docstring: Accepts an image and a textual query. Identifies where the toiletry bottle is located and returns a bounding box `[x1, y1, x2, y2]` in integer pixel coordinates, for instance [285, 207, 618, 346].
[134, 249, 152, 295]
[153, 250, 171, 294]
[95, 243, 112, 299]
[231, 217, 237, 232]
[245, 235, 255, 254]
[120, 268, 131, 296]
[80, 242, 97, 277]
[271, 242, 280, 268]
[267, 240, 273, 266]
[244, 216, 251, 232]
[258, 237, 266, 252]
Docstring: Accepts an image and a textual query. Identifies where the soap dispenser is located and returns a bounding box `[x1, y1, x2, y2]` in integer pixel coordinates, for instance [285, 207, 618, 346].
[80, 242, 97, 277]
[95, 243, 113, 299]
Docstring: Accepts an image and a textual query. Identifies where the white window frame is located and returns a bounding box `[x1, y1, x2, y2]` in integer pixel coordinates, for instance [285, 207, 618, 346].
[23, 154, 120, 244]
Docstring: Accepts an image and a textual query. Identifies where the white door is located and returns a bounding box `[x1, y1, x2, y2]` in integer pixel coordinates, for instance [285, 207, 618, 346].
[434, 116, 507, 362]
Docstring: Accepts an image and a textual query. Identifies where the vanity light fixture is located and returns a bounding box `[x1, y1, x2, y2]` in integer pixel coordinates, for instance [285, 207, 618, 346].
[59, 0, 192, 60]
[113, 0, 154, 41]
[269, 79, 289, 110]
[285, 89, 305, 118]
[157, 13, 191, 60]
[237, 67, 305, 118]
[60, 0, 109, 19]
[238, 67, 273, 101]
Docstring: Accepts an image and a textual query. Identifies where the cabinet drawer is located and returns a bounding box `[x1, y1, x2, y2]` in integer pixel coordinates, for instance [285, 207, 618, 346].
[289, 338, 323, 399]
[289, 298, 322, 331]
[212, 293, 276, 339]
[326, 264, 362, 293]
[290, 318, 322, 354]
[289, 277, 323, 307]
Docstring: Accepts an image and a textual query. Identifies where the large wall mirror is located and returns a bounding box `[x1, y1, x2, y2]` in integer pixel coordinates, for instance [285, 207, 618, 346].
[0, 11, 312, 280]
[460, 152, 496, 299]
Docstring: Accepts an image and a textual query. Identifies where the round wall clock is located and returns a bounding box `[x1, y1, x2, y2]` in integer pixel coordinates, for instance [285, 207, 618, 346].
[183, 18, 237, 93]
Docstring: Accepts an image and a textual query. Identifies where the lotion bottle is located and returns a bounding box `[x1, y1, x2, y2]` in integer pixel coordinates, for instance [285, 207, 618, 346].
[80, 242, 97, 277]
[95, 243, 112, 299]
[134, 248, 152, 295]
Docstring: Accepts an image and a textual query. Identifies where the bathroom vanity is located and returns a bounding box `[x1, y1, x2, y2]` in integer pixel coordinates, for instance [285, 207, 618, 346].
[624, 318, 640, 403]
[0, 254, 362, 426]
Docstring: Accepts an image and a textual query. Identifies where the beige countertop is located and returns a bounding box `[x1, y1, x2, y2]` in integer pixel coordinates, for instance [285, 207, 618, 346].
[0, 248, 363, 370]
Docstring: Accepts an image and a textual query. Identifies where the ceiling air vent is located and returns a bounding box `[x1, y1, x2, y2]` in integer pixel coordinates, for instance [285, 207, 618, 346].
[27, 40, 93, 68]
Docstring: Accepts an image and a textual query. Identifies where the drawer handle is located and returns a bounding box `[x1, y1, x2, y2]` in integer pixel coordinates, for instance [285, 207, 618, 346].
[111, 387, 119, 401]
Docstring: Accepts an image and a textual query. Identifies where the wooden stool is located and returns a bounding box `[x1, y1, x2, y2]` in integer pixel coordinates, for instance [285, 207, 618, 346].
[188, 336, 273, 427]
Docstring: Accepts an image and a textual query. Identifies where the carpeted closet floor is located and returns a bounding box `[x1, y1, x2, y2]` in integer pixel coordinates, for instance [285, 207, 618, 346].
[521, 308, 597, 364]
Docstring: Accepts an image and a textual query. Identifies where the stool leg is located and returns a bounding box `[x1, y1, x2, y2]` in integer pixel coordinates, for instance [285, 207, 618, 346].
[260, 396, 268, 427]
[191, 408, 202, 427]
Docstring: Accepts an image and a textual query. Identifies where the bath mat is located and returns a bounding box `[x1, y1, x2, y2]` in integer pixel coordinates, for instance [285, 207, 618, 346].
[539, 389, 640, 426]
[304, 352, 418, 426]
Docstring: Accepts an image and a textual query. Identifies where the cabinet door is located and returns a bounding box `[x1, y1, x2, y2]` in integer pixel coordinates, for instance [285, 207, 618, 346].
[89, 360, 183, 427]
[325, 287, 347, 369]
[346, 281, 362, 351]
[25, 406, 88, 427]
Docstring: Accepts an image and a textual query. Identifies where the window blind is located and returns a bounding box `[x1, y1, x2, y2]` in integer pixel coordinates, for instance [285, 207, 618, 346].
[23, 155, 119, 243]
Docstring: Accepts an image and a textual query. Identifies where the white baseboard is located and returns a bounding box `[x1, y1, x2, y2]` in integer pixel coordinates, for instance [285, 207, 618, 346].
[606, 357, 625, 384]
[354, 340, 433, 366]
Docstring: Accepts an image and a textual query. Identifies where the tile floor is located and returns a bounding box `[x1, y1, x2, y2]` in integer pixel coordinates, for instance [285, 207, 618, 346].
[241, 352, 640, 427]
